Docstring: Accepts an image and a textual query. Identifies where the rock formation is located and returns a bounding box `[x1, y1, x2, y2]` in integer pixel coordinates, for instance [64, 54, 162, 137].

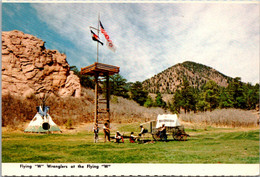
[2, 30, 81, 97]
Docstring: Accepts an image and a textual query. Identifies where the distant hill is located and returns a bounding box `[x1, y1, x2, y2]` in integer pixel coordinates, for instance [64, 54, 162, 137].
[142, 61, 233, 94]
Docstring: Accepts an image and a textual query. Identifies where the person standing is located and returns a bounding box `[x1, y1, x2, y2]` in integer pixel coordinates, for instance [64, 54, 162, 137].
[159, 124, 167, 141]
[139, 124, 146, 141]
[103, 122, 110, 142]
[93, 123, 99, 143]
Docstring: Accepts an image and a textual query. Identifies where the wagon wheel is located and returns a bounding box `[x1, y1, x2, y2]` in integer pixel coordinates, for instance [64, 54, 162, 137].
[173, 134, 180, 140]
[183, 135, 188, 141]
[172, 129, 178, 140]
[172, 130, 182, 141]
[152, 131, 162, 141]
[175, 135, 183, 141]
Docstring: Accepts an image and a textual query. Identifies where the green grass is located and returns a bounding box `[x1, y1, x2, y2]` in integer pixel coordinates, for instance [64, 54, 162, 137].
[2, 126, 259, 163]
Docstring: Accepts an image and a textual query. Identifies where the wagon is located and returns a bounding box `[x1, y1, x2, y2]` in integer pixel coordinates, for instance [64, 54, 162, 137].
[147, 114, 189, 141]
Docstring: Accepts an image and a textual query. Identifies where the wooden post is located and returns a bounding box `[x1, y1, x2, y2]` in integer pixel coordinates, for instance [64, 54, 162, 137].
[94, 72, 99, 125]
[106, 72, 110, 127]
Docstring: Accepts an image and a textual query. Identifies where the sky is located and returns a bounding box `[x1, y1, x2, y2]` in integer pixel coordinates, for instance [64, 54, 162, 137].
[2, 2, 259, 84]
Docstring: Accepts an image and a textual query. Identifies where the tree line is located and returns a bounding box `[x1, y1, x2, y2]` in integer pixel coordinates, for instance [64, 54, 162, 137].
[169, 77, 259, 113]
[71, 66, 259, 113]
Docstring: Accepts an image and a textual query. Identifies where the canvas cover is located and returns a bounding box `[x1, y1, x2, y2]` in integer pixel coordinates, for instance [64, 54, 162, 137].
[155, 114, 181, 128]
[24, 106, 61, 133]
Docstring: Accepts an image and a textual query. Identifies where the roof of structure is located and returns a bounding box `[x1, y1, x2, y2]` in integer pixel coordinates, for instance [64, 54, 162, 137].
[80, 62, 120, 76]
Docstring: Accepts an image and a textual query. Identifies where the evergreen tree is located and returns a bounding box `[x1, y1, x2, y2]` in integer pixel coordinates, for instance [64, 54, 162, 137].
[202, 80, 220, 111]
[109, 74, 129, 98]
[144, 95, 154, 108]
[197, 99, 208, 112]
[180, 79, 196, 113]
[70, 66, 94, 89]
[218, 87, 233, 108]
[252, 83, 260, 109]
[172, 89, 182, 113]
[154, 92, 166, 108]
[129, 81, 148, 106]
[170, 79, 196, 113]
[243, 83, 259, 110]
[227, 77, 246, 109]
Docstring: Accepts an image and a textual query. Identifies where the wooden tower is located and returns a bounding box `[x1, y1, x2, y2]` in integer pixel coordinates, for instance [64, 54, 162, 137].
[81, 62, 120, 127]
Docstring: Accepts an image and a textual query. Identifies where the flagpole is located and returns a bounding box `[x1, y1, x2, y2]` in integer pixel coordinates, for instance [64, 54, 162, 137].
[97, 13, 100, 63]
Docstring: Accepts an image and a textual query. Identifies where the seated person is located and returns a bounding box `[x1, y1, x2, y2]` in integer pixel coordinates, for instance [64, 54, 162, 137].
[115, 131, 124, 143]
[138, 124, 147, 136]
[129, 132, 137, 143]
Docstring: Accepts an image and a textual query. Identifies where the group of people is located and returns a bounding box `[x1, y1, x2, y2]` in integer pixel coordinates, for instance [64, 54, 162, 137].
[93, 122, 110, 143]
[93, 122, 139, 143]
[93, 123, 167, 143]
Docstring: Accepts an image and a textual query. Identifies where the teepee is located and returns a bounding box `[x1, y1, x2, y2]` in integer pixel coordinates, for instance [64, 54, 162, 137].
[24, 106, 61, 133]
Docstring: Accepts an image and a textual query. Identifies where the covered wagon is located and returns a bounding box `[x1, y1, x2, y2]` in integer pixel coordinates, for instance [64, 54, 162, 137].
[149, 114, 189, 141]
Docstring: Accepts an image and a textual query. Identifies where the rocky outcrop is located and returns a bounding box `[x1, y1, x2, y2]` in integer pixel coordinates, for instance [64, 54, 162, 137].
[2, 30, 81, 97]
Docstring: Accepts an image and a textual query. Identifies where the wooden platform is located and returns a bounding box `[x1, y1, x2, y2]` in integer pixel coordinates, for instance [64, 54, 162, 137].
[80, 62, 120, 76]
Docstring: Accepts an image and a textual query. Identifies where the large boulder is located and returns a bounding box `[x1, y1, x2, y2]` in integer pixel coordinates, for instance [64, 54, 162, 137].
[2, 30, 81, 97]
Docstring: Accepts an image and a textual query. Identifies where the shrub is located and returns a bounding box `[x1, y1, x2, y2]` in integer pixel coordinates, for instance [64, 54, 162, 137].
[2, 88, 166, 129]
[180, 108, 258, 127]
[2, 93, 39, 128]
[65, 118, 73, 129]
[111, 96, 118, 104]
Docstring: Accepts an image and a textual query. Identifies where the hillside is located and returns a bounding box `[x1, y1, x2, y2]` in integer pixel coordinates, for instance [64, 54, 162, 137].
[2, 88, 166, 129]
[142, 61, 233, 94]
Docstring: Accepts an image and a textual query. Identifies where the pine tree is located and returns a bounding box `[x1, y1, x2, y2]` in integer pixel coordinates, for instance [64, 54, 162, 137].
[155, 92, 166, 108]
[202, 80, 220, 111]
[144, 95, 154, 108]
[109, 74, 129, 98]
[129, 81, 148, 106]
[180, 79, 196, 113]
[70, 66, 94, 89]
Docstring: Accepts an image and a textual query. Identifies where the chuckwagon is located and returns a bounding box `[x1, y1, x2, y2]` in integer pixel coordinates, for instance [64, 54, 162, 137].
[145, 114, 190, 141]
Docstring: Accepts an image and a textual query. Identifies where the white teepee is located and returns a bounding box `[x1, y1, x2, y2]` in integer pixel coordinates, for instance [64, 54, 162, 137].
[24, 106, 61, 133]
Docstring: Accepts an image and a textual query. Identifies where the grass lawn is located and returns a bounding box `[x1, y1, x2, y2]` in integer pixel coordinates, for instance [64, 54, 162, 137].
[2, 125, 259, 163]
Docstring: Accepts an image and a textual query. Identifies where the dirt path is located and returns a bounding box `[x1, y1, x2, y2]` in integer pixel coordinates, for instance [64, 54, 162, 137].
[2, 121, 258, 135]
[51, 123, 121, 134]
